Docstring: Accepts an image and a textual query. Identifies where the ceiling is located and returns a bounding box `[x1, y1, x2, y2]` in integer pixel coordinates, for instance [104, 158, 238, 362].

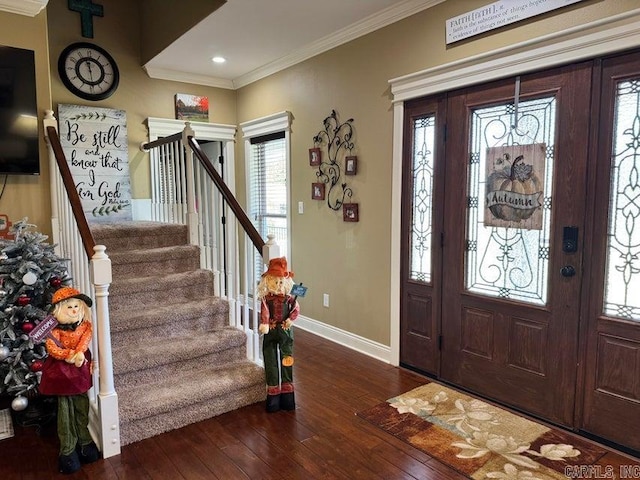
[143, 0, 444, 90]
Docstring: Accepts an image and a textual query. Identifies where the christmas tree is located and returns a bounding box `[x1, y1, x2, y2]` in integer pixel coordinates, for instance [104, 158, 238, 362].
[0, 219, 71, 410]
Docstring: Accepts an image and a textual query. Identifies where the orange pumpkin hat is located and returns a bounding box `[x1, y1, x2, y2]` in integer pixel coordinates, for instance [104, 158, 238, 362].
[262, 257, 294, 279]
[52, 286, 93, 307]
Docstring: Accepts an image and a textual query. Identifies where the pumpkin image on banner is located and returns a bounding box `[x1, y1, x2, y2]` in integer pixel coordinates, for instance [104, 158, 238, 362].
[484, 144, 546, 230]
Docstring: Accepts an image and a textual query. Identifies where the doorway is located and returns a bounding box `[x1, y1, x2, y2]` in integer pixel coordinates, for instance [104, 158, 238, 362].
[400, 50, 640, 452]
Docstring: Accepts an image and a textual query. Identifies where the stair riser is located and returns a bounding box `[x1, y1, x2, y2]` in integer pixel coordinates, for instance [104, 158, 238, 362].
[111, 255, 200, 279]
[95, 231, 189, 252]
[111, 316, 227, 345]
[109, 282, 214, 312]
[119, 384, 266, 446]
[114, 346, 249, 390]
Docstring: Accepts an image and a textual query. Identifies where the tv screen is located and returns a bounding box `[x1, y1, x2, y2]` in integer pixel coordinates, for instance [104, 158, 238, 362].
[0, 45, 39, 175]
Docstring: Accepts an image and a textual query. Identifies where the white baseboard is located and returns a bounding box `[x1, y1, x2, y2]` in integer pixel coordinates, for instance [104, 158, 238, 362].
[294, 315, 391, 364]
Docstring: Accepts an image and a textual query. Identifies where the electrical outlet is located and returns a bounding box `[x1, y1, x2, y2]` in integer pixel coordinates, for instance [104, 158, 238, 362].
[323, 293, 329, 308]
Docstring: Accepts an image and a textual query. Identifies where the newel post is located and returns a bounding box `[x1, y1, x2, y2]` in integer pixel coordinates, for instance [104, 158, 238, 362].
[90, 245, 121, 458]
[262, 234, 281, 265]
[182, 122, 199, 245]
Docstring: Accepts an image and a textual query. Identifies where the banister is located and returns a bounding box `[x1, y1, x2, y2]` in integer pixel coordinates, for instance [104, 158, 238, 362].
[45, 125, 96, 259]
[140, 132, 183, 151]
[187, 136, 266, 254]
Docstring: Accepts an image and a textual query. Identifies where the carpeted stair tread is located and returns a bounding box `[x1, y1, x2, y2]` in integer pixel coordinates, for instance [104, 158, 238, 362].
[91, 221, 188, 252]
[109, 297, 227, 333]
[117, 360, 265, 422]
[108, 270, 214, 311]
[109, 244, 200, 278]
[112, 327, 247, 374]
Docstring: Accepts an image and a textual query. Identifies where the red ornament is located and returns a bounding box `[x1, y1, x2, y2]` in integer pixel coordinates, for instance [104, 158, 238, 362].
[17, 295, 31, 306]
[30, 360, 44, 372]
[21, 322, 34, 333]
[50, 277, 62, 288]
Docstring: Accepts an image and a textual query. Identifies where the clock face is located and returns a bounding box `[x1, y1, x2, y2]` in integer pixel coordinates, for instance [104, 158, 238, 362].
[58, 42, 119, 101]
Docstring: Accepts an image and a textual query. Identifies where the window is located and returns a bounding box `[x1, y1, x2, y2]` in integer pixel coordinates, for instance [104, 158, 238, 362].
[241, 112, 292, 282]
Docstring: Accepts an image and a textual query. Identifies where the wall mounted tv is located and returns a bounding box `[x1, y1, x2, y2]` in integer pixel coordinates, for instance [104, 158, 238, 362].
[0, 45, 39, 175]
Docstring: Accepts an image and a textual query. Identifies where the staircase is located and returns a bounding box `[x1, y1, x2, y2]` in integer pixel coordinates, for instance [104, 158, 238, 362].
[91, 221, 265, 446]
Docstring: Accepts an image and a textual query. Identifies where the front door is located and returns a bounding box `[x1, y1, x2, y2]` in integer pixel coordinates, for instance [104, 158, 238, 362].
[400, 53, 640, 451]
[401, 62, 592, 424]
[440, 63, 592, 427]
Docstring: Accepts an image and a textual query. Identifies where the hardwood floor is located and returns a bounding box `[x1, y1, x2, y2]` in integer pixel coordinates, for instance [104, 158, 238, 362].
[1, 329, 638, 479]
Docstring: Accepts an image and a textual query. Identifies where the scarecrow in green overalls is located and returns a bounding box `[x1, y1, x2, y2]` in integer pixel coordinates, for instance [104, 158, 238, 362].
[257, 257, 300, 412]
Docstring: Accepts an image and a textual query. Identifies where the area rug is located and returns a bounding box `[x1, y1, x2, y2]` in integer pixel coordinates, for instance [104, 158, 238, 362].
[357, 383, 608, 480]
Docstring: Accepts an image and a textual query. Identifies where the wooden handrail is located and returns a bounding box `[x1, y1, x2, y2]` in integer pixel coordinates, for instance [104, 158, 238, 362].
[187, 136, 265, 254]
[141, 132, 183, 151]
[46, 125, 96, 259]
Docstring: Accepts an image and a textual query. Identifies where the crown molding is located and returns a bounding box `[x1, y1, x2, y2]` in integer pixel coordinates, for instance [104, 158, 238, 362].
[0, 0, 48, 16]
[143, 65, 235, 90]
[144, 0, 444, 90]
[233, 0, 445, 89]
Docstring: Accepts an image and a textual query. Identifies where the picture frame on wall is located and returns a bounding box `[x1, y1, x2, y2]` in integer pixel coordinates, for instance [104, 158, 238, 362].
[309, 147, 321, 166]
[343, 203, 359, 222]
[312, 182, 325, 200]
[175, 93, 209, 121]
[345, 156, 357, 175]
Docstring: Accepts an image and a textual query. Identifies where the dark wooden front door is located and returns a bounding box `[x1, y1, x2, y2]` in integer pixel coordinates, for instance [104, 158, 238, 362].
[401, 52, 640, 452]
[440, 63, 592, 427]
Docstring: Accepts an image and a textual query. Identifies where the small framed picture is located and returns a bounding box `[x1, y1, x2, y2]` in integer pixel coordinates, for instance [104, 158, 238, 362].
[312, 182, 325, 200]
[343, 203, 359, 222]
[309, 148, 321, 166]
[345, 156, 358, 175]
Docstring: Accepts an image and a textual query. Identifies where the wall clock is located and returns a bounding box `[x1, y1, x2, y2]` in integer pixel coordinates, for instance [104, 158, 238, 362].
[58, 42, 119, 101]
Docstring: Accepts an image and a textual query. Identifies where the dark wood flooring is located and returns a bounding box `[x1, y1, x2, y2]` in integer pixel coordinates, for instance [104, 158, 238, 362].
[1, 329, 638, 479]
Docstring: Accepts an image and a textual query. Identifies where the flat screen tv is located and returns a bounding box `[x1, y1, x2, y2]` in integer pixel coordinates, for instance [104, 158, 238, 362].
[0, 45, 39, 175]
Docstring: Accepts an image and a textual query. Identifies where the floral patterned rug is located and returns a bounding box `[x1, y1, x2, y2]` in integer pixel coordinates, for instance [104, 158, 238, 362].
[357, 383, 608, 480]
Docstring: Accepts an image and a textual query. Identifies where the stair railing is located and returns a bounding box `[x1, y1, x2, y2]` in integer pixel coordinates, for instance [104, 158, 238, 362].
[43, 110, 121, 459]
[141, 122, 279, 363]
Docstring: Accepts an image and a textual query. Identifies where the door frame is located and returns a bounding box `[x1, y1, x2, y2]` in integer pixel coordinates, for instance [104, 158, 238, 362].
[389, 11, 640, 367]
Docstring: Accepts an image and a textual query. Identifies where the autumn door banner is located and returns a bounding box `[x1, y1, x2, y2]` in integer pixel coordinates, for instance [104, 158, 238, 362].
[484, 144, 545, 230]
[58, 104, 132, 223]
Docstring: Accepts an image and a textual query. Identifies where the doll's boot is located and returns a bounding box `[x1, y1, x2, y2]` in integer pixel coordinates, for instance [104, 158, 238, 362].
[280, 382, 295, 411]
[58, 450, 81, 474]
[77, 440, 100, 463]
[266, 386, 281, 413]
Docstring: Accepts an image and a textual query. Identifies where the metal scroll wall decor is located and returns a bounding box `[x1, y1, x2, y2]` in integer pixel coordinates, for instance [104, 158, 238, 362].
[309, 109, 359, 222]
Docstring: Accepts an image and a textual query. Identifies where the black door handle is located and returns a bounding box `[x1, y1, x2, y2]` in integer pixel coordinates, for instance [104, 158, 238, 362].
[560, 265, 576, 277]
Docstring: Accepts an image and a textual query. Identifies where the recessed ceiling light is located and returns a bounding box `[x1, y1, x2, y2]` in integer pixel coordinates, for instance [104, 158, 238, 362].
[212, 56, 226, 64]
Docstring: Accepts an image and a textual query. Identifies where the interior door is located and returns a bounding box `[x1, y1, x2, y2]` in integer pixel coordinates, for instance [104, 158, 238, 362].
[440, 63, 592, 427]
[580, 51, 640, 452]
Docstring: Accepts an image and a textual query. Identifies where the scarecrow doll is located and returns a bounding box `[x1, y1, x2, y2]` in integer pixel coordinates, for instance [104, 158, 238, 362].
[257, 257, 300, 412]
[39, 287, 99, 474]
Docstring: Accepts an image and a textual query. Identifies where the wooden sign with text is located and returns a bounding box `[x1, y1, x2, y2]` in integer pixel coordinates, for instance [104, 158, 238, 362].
[58, 104, 132, 223]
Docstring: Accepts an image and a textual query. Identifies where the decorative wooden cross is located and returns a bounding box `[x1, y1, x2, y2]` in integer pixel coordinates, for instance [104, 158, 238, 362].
[68, 0, 104, 38]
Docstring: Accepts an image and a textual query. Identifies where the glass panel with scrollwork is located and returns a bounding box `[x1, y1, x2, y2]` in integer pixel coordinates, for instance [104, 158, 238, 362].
[466, 97, 556, 305]
[409, 115, 435, 283]
[603, 79, 640, 321]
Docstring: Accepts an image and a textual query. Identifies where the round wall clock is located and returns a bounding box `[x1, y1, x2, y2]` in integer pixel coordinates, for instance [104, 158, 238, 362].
[58, 42, 120, 101]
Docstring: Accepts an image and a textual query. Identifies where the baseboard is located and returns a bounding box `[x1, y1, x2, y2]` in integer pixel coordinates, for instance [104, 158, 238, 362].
[294, 315, 391, 364]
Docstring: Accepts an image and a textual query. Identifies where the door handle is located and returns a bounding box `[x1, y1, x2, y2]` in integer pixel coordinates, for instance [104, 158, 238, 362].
[560, 265, 576, 277]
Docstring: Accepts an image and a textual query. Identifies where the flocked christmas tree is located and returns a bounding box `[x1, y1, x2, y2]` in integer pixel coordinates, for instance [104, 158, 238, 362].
[0, 219, 71, 410]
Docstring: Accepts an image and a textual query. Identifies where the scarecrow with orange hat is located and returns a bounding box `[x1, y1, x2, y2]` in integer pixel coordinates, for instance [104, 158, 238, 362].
[257, 257, 300, 412]
[39, 287, 99, 474]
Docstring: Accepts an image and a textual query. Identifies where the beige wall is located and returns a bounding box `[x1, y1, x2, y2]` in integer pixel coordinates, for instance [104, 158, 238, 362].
[3, 0, 638, 347]
[235, 0, 640, 345]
